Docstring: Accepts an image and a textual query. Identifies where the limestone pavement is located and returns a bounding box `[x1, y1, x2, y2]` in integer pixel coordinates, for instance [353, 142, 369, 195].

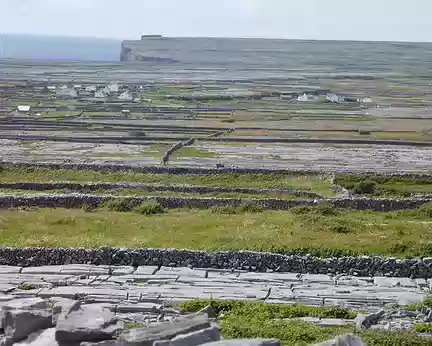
[0, 264, 427, 313]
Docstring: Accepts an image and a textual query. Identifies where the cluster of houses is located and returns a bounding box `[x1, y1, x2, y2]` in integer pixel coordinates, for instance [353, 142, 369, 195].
[42, 82, 139, 102]
[295, 92, 373, 104]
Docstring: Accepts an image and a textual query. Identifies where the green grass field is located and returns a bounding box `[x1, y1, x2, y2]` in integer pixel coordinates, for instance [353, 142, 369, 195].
[0, 167, 335, 196]
[0, 205, 431, 257]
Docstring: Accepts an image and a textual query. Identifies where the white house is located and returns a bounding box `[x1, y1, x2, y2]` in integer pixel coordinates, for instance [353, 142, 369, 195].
[362, 97, 373, 103]
[73, 84, 82, 89]
[46, 85, 56, 91]
[107, 83, 119, 93]
[102, 86, 111, 95]
[297, 93, 318, 102]
[118, 91, 133, 101]
[94, 90, 107, 99]
[56, 88, 78, 99]
[17, 105, 31, 113]
[85, 85, 97, 92]
[326, 93, 342, 103]
[59, 85, 68, 90]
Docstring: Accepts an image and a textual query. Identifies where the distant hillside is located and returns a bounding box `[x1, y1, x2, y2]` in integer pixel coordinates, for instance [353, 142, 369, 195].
[1, 34, 121, 61]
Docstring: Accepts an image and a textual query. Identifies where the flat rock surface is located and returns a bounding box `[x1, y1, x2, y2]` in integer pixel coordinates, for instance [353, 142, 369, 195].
[0, 265, 426, 313]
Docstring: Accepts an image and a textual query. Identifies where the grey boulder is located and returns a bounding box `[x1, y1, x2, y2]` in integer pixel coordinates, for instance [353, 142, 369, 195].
[169, 326, 221, 346]
[355, 310, 384, 330]
[13, 328, 57, 346]
[119, 313, 210, 346]
[55, 303, 123, 343]
[3, 309, 54, 343]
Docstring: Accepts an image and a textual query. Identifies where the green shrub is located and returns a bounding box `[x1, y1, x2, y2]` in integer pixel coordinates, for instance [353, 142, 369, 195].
[180, 300, 356, 319]
[134, 200, 164, 215]
[291, 204, 338, 216]
[102, 198, 135, 212]
[291, 205, 313, 215]
[81, 203, 95, 212]
[360, 330, 432, 346]
[417, 203, 432, 218]
[352, 180, 377, 194]
[19, 283, 37, 291]
[422, 294, 432, 308]
[330, 224, 350, 234]
[210, 205, 238, 215]
[413, 323, 432, 333]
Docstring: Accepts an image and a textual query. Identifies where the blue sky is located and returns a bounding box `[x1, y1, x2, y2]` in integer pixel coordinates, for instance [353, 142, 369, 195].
[1, 0, 432, 42]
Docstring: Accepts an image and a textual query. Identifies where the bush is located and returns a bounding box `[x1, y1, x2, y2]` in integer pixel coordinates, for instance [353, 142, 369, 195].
[413, 323, 432, 333]
[211, 205, 238, 215]
[291, 204, 338, 216]
[330, 224, 350, 234]
[360, 330, 432, 346]
[417, 203, 432, 218]
[352, 180, 377, 194]
[179, 300, 356, 319]
[134, 200, 164, 215]
[102, 198, 135, 212]
[81, 203, 95, 212]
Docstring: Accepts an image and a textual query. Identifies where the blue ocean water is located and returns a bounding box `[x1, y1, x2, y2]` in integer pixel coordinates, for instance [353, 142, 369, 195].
[1, 34, 121, 61]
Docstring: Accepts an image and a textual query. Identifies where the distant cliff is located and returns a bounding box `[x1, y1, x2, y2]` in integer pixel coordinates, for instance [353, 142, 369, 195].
[120, 37, 179, 62]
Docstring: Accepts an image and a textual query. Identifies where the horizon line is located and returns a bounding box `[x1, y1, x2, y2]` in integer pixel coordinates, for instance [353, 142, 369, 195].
[3, 32, 432, 45]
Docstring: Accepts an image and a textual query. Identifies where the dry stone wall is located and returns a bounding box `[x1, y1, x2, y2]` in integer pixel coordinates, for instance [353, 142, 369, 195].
[2, 160, 432, 178]
[0, 194, 431, 212]
[1, 248, 432, 278]
[0, 182, 322, 199]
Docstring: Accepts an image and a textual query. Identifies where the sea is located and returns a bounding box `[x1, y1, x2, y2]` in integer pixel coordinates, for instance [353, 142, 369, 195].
[1, 34, 121, 61]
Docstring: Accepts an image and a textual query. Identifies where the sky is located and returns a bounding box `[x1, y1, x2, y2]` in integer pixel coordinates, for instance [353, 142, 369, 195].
[1, 0, 432, 42]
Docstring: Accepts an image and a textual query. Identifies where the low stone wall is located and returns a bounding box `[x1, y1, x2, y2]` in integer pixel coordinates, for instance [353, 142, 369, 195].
[161, 138, 195, 164]
[1, 160, 432, 178]
[330, 174, 352, 198]
[0, 182, 323, 198]
[161, 141, 184, 164]
[1, 247, 432, 278]
[0, 194, 431, 212]
[2, 133, 432, 147]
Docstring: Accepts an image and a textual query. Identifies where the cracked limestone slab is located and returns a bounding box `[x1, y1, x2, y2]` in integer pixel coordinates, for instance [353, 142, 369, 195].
[374, 277, 417, 288]
[0, 266, 22, 274]
[134, 266, 159, 275]
[238, 272, 302, 284]
[156, 267, 206, 278]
